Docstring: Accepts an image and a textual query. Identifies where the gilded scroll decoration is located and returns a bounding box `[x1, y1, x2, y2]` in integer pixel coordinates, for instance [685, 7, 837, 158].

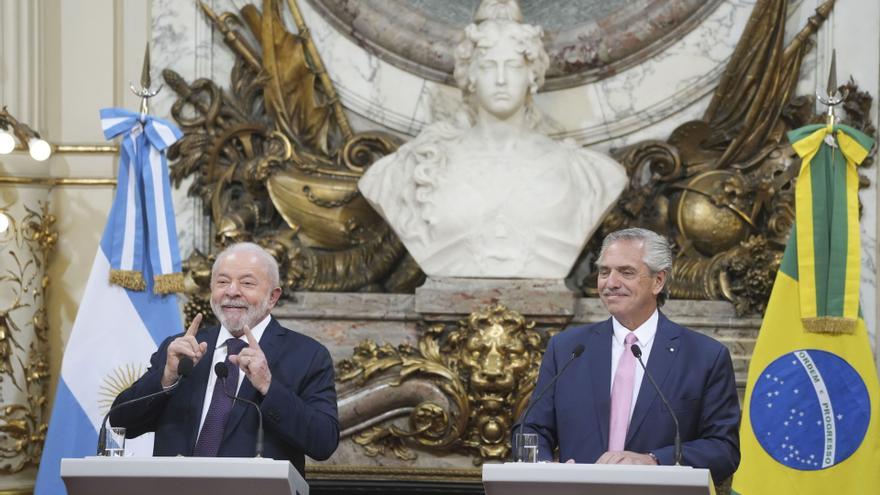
[0, 203, 55, 473]
[165, 0, 424, 296]
[582, 0, 875, 316]
[336, 305, 550, 465]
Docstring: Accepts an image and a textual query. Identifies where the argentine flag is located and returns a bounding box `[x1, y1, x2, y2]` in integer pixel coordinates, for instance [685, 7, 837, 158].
[35, 109, 184, 494]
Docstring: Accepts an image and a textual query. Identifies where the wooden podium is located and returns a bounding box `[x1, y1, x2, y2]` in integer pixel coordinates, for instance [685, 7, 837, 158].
[482, 462, 715, 495]
[60, 457, 308, 495]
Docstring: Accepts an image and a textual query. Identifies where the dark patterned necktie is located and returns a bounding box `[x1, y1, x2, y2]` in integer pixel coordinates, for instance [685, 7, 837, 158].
[193, 337, 247, 456]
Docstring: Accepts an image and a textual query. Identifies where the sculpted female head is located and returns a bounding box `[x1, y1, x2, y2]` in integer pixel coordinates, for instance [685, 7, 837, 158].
[453, 0, 549, 122]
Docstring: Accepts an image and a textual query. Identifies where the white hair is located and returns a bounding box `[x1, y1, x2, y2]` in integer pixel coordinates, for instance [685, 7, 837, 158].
[212, 242, 281, 288]
[598, 228, 673, 305]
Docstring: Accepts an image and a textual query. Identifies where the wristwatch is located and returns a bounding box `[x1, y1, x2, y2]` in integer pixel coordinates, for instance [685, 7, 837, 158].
[647, 452, 660, 465]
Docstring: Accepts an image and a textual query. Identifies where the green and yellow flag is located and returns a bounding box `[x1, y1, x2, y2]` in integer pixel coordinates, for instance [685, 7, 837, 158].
[733, 124, 879, 494]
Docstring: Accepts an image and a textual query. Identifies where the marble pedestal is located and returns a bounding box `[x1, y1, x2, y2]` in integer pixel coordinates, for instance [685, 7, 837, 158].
[415, 277, 577, 323]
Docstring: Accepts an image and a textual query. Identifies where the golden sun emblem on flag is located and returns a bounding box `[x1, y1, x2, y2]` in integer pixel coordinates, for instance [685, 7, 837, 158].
[98, 363, 144, 414]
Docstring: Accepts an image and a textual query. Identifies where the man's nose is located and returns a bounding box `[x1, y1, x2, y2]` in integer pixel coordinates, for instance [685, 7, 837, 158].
[604, 271, 622, 288]
[224, 281, 242, 295]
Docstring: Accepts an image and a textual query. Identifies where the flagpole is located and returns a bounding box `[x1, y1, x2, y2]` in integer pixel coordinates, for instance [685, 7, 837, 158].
[816, 50, 846, 128]
[129, 44, 162, 120]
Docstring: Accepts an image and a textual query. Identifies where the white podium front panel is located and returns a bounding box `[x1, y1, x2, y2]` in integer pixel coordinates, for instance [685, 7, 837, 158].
[483, 463, 715, 495]
[61, 457, 308, 495]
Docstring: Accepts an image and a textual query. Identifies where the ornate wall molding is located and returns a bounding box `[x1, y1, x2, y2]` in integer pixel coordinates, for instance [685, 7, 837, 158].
[0, 201, 55, 487]
[305, 0, 725, 90]
[290, 0, 755, 144]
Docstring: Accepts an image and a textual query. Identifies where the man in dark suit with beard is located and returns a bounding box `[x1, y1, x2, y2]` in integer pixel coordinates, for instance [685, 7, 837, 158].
[111, 242, 339, 475]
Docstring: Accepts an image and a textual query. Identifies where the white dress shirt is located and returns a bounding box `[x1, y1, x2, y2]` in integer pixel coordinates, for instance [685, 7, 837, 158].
[196, 314, 272, 438]
[609, 309, 659, 420]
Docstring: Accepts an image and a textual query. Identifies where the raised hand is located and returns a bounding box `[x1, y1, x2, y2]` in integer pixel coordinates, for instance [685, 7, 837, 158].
[228, 324, 272, 395]
[161, 313, 206, 387]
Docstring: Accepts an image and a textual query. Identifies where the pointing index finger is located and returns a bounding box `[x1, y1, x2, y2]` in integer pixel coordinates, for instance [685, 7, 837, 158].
[186, 313, 203, 337]
[243, 324, 259, 348]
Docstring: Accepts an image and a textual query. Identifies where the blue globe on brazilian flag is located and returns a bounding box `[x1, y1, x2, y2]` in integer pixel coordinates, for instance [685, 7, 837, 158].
[732, 124, 879, 494]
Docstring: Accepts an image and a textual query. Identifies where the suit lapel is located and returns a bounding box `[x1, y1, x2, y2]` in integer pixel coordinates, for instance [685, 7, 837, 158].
[222, 317, 287, 442]
[587, 319, 613, 448]
[625, 312, 681, 446]
[187, 326, 220, 452]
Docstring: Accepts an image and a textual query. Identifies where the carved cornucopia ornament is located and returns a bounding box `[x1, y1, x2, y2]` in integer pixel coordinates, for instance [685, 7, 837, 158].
[166, 0, 423, 300]
[583, 0, 875, 316]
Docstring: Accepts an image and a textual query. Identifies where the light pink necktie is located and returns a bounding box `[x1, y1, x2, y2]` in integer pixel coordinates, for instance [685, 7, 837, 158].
[608, 332, 638, 451]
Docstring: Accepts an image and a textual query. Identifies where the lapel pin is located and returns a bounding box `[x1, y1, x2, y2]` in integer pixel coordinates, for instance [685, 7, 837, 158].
[669, 347, 675, 352]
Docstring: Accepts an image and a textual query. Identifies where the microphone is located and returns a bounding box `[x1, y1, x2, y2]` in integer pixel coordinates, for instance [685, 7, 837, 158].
[97, 357, 193, 455]
[630, 344, 681, 465]
[513, 343, 585, 461]
[214, 362, 264, 457]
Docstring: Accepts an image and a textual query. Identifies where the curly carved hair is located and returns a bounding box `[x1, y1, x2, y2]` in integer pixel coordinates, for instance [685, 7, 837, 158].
[453, 0, 549, 125]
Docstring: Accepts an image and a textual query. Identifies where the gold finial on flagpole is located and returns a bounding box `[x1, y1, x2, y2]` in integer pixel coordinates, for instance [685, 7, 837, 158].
[130, 43, 162, 119]
[816, 50, 847, 128]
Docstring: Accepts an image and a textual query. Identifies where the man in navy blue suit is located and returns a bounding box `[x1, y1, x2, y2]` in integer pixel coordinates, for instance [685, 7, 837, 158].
[518, 228, 740, 483]
[111, 242, 338, 476]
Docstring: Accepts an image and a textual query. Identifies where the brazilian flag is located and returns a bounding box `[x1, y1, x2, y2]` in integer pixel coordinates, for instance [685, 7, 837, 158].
[732, 124, 879, 494]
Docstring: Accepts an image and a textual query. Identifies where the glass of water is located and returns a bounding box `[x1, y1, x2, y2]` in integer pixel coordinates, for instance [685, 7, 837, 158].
[514, 432, 539, 462]
[104, 427, 126, 457]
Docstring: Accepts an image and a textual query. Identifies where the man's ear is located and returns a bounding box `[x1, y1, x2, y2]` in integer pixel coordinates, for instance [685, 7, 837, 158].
[268, 287, 282, 308]
[652, 270, 667, 296]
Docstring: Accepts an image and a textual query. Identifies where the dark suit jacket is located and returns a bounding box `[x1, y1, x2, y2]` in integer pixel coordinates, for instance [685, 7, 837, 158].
[110, 317, 339, 476]
[518, 312, 740, 482]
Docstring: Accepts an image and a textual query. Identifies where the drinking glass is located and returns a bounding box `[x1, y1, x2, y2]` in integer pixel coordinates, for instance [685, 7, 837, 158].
[104, 427, 126, 457]
[514, 432, 539, 462]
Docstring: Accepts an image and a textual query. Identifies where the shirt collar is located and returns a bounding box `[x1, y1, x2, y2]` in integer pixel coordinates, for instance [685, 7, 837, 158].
[216, 313, 272, 349]
[611, 309, 659, 349]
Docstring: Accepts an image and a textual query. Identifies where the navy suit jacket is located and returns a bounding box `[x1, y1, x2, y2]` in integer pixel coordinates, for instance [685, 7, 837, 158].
[110, 317, 339, 476]
[519, 312, 740, 482]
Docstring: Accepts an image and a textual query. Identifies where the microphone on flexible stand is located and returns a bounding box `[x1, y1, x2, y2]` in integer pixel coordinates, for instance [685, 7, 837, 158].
[630, 344, 682, 465]
[214, 362, 264, 457]
[97, 357, 194, 455]
[513, 343, 585, 462]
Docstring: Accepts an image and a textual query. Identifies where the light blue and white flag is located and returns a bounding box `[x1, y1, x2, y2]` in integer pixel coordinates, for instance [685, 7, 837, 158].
[99, 108, 184, 294]
[34, 109, 185, 494]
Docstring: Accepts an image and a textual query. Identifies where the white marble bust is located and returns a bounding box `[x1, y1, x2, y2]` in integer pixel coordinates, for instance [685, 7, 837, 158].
[358, 0, 627, 278]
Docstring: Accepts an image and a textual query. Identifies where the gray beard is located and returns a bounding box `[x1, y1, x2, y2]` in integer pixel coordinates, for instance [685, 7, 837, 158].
[211, 296, 270, 335]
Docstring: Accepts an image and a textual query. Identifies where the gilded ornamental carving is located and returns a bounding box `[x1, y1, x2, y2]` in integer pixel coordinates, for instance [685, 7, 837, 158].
[582, 0, 874, 316]
[0, 203, 55, 473]
[336, 305, 551, 464]
[166, 0, 423, 297]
